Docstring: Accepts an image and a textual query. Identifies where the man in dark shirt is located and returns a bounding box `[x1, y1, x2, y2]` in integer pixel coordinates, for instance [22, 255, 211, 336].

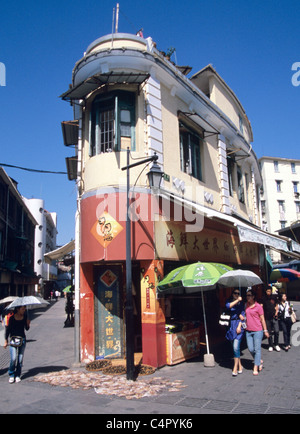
[262, 286, 280, 352]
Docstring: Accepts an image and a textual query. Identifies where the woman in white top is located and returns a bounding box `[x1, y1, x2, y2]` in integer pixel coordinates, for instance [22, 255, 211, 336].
[278, 293, 293, 351]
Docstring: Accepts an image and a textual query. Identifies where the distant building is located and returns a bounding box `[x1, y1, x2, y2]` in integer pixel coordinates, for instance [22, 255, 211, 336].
[259, 157, 300, 262]
[23, 198, 58, 297]
[0, 167, 38, 298]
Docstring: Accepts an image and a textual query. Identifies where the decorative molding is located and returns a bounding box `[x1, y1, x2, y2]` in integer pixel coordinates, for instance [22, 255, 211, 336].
[204, 191, 214, 205]
[172, 177, 185, 193]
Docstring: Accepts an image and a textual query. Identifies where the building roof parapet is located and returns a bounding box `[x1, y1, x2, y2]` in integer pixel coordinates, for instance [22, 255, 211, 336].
[63, 33, 261, 182]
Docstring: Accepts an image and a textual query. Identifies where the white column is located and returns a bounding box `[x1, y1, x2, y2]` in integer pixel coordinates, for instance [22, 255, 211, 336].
[218, 135, 230, 214]
[145, 76, 164, 168]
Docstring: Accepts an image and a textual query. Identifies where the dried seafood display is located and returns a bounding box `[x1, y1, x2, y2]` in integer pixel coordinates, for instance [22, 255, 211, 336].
[85, 358, 155, 376]
[32, 369, 186, 400]
[101, 365, 127, 375]
[86, 360, 112, 371]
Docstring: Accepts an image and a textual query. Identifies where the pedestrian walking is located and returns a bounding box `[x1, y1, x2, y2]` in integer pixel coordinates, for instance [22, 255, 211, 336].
[262, 286, 280, 352]
[65, 293, 74, 327]
[3, 306, 30, 383]
[278, 293, 293, 351]
[225, 289, 245, 376]
[245, 289, 269, 376]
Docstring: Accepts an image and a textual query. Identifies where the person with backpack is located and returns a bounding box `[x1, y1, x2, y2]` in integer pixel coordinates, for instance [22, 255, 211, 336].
[224, 289, 246, 377]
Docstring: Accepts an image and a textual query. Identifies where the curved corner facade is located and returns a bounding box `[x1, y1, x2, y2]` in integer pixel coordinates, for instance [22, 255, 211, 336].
[62, 32, 273, 367]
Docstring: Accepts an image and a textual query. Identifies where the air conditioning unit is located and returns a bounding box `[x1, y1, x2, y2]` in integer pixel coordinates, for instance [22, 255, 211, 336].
[294, 192, 299, 198]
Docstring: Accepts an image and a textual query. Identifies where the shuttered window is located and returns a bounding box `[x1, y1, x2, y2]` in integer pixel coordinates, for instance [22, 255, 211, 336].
[90, 91, 135, 156]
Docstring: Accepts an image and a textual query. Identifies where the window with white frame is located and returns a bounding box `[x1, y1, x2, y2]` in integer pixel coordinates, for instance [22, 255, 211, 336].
[274, 160, 279, 172]
[280, 220, 286, 229]
[278, 200, 286, 220]
[291, 162, 296, 173]
[90, 90, 135, 156]
[276, 180, 282, 192]
[293, 181, 299, 193]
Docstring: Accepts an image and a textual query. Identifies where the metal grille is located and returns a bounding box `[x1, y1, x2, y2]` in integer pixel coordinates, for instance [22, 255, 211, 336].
[99, 109, 114, 153]
[179, 397, 210, 408]
[266, 406, 300, 414]
[233, 402, 269, 414]
[203, 399, 238, 412]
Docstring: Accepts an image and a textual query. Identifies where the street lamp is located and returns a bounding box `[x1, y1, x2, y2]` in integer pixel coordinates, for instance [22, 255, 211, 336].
[146, 159, 164, 190]
[121, 148, 163, 380]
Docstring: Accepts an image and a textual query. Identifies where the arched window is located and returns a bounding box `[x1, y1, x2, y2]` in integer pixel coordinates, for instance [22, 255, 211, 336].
[90, 90, 135, 156]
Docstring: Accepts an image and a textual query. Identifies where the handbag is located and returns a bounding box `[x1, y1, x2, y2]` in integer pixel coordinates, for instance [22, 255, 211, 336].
[288, 302, 297, 324]
[219, 309, 231, 327]
[9, 336, 24, 347]
[291, 311, 297, 324]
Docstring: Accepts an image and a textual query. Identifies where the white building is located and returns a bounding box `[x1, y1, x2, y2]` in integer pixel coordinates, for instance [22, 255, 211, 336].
[23, 198, 58, 294]
[259, 156, 300, 262]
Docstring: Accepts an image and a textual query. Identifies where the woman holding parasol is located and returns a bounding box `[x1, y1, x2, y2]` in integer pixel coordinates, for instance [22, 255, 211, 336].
[4, 305, 30, 383]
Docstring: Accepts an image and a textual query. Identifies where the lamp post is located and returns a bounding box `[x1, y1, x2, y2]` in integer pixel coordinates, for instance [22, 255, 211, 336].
[121, 148, 163, 380]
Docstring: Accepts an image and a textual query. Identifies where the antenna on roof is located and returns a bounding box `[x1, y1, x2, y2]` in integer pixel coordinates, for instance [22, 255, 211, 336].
[111, 3, 119, 49]
[115, 3, 119, 33]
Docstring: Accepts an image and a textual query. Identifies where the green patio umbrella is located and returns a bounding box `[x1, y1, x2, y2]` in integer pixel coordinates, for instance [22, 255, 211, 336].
[63, 285, 73, 293]
[157, 262, 233, 358]
[157, 262, 233, 296]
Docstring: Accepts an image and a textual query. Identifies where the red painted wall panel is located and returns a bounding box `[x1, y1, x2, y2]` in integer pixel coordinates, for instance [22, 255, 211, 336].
[80, 263, 95, 362]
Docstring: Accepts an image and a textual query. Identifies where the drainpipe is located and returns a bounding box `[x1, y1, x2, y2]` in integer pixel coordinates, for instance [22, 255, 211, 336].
[74, 103, 83, 366]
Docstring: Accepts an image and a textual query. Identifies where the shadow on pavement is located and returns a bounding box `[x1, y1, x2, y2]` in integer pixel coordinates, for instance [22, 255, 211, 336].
[22, 365, 70, 380]
[212, 339, 254, 371]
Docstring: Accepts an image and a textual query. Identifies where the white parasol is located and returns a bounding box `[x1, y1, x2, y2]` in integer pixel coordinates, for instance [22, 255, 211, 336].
[217, 269, 262, 288]
[0, 296, 18, 305]
[5, 296, 49, 310]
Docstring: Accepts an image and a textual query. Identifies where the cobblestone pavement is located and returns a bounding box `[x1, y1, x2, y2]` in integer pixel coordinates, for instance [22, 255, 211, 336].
[0, 298, 300, 415]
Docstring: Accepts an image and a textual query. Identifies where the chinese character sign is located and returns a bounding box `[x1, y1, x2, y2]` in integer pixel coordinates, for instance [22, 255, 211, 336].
[95, 266, 123, 359]
[155, 221, 259, 265]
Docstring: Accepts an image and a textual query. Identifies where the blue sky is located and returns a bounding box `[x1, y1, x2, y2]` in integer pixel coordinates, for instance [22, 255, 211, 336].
[0, 0, 299, 245]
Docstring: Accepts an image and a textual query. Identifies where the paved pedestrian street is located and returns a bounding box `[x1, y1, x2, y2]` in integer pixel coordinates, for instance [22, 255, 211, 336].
[0, 298, 300, 415]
